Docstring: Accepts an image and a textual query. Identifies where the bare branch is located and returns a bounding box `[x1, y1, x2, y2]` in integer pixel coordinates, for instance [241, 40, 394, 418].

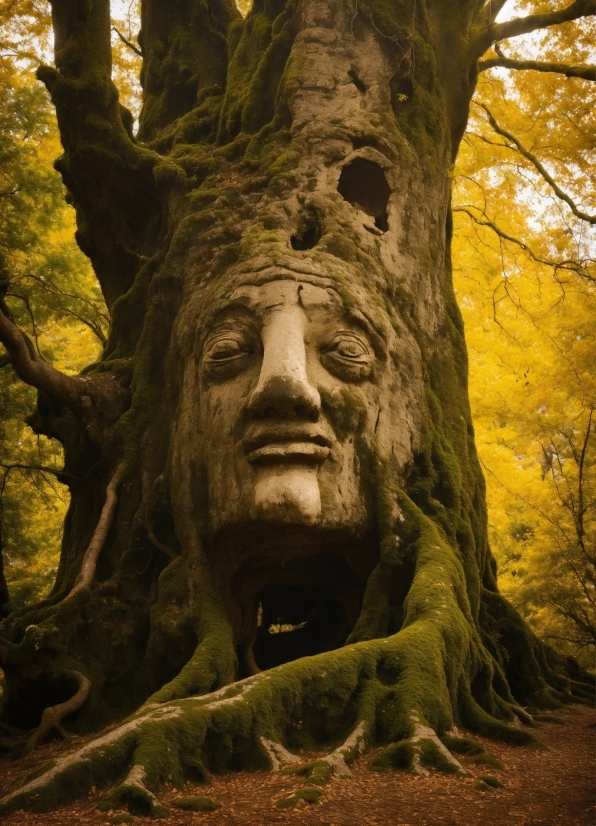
[478, 105, 596, 224]
[490, 0, 596, 44]
[66, 461, 127, 599]
[0, 298, 84, 411]
[112, 25, 142, 57]
[478, 55, 596, 80]
[453, 206, 595, 279]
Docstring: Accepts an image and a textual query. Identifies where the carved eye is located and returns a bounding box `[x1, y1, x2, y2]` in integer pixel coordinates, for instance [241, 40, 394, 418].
[202, 331, 254, 379]
[207, 335, 247, 361]
[321, 332, 374, 380]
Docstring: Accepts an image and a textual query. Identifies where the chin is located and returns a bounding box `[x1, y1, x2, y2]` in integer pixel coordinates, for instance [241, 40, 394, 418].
[251, 464, 321, 525]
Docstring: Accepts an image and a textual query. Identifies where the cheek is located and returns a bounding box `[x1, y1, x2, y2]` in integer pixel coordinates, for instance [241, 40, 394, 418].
[198, 377, 254, 435]
[319, 383, 378, 441]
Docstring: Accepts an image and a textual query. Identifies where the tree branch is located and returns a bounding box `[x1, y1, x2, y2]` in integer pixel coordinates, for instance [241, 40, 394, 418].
[478, 55, 596, 80]
[479, 105, 596, 224]
[0, 298, 85, 411]
[490, 0, 596, 44]
[453, 206, 595, 279]
[112, 24, 142, 57]
[0, 300, 130, 427]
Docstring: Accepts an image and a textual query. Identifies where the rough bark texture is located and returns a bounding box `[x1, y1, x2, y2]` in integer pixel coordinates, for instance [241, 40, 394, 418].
[0, 0, 593, 815]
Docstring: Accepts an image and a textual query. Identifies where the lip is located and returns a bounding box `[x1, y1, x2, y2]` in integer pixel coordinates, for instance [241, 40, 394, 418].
[243, 424, 333, 466]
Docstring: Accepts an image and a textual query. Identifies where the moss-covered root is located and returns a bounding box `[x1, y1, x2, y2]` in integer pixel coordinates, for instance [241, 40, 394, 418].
[96, 765, 170, 819]
[282, 720, 369, 797]
[370, 723, 466, 777]
[440, 734, 503, 769]
[171, 796, 220, 812]
[277, 786, 324, 809]
[260, 737, 301, 771]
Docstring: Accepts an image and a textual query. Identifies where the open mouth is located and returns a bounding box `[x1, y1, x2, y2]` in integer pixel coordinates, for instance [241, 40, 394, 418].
[244, 425, 333, 466]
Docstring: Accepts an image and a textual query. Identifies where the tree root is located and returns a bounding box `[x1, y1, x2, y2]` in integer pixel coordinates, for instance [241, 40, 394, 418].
[277, 721, 369, 807]
[510, 704, 537, 727]
[23, 670, 91, 755]
[96, 764, 170, 818]
[260, 738, 301, 771]
[65, 461, 126, 600]
[370, 718, 466, 777]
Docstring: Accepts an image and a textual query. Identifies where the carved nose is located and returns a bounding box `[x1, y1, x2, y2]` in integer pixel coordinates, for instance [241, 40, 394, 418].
[248, 309, 321, 420]
[249, 374, 321, 420]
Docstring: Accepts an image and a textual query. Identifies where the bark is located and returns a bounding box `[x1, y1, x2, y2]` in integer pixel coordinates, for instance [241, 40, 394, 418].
[0, 0, 594, 815]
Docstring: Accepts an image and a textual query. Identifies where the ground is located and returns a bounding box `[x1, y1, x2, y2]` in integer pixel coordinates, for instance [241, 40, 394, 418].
[0, 705, 593, 825]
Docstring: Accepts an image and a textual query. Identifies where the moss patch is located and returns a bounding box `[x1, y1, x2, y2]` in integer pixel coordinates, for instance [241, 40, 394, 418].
[170, 796, 220, 812]
[277, 786, 323, 808]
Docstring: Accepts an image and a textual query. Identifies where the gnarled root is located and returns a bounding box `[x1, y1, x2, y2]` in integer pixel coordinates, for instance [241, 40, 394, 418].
[260, 738, 301, 771]
[96, 764, 170, 819]
[277, 721, 369, 808]
[370, 719, 466, 777]
[23, 670, 91, 755]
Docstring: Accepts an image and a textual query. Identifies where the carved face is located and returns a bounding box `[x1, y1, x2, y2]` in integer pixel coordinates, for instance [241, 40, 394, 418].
[196, 278, 386, 546]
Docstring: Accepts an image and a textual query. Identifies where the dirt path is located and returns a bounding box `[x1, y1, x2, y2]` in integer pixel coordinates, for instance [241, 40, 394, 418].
[1, 705, 594, 825]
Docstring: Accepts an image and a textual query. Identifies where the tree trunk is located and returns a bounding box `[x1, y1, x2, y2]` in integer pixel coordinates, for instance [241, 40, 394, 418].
[0, 0, 594, 814]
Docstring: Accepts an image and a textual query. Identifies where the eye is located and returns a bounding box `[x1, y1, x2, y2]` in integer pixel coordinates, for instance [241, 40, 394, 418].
[321, 332, 374, 381]
[331, 336, 369, 360]
[207, 335, 247, 361]
[202, 330, 255, 379]
[325, 333, 371, 362]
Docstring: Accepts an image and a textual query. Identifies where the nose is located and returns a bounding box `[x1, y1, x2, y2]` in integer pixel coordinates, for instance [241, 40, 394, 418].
[248, 306, 321, 420]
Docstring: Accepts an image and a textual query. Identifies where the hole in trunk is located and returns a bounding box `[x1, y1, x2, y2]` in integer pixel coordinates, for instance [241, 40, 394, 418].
[348, 69, 367, 93]
[291, 224, 320, 250]
[338, 158, 390, 232]
[253, 583, 350, 670]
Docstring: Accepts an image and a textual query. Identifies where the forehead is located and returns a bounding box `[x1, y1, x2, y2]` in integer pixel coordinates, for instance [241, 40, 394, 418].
[226, 280, 343, 317]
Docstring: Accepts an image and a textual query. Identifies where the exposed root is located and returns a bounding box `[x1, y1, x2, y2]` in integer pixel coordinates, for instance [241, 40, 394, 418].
[65, 461, 126, 600]
[409, 724, 466, 776]
[370, 719, 467, 777]
[510, 704, 537, 726]
[23, 670, 91, 755]
[320, 720, 368, 778]
[260, 738, 301, 771]
[96, 764, 170, 818]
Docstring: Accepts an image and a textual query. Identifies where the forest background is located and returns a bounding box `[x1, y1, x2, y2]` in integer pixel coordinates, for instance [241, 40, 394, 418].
[1, 0, 594, 668]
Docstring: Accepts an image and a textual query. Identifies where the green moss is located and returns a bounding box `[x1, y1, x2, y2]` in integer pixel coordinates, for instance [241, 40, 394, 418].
[475, 774, 503, 789]
[440, 735, 502, 769]
[284, 759, 332, 785]
[277, 786, 323, 808]
[25, 761, 58, 782]
[171, 796, 220, 812]
[418, 739, 464, 775]
[369, 741, 415, 772]
[532, 714, 566, 724]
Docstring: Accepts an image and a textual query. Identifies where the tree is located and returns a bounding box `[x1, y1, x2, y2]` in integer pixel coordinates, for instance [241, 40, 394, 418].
[451, 30, 595, 667]
[0, 0, 594, 815]
[0, 9, 108, 617]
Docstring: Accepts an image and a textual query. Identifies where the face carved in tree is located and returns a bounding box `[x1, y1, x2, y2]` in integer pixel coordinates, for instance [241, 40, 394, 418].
[197, 278, 383, 541]
[189, 275, 398, 672]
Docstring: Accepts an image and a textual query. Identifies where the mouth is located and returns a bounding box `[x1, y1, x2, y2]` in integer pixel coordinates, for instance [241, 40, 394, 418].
[244, 425, 333, 466]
